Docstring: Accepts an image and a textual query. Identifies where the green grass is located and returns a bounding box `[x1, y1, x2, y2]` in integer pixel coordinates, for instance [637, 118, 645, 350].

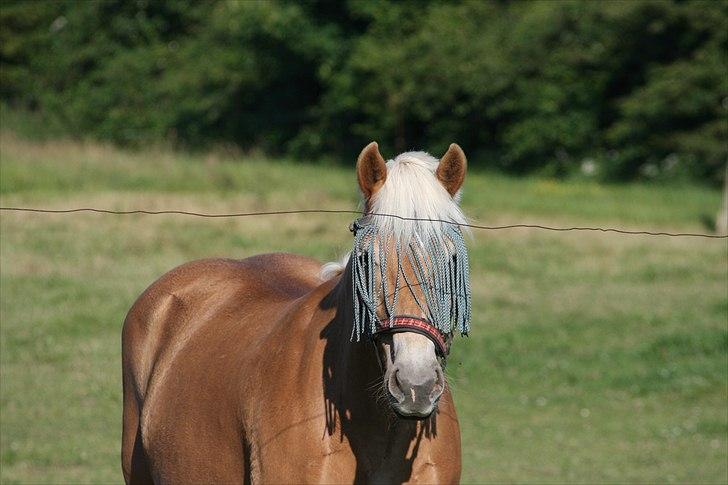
[1, 132, 726, 483]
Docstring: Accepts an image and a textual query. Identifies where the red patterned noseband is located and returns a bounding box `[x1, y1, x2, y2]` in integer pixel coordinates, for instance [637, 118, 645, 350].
[374, 316, 450, 356]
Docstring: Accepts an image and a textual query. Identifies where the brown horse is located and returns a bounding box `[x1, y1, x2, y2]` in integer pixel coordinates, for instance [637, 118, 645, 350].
[122, 142, 470, 484]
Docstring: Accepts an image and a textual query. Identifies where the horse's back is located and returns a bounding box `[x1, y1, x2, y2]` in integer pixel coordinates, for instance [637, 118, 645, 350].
[121, 253, 322, 483]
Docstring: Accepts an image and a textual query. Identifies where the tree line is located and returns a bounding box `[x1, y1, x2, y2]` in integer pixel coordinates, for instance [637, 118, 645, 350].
[1, 0, 726, 184]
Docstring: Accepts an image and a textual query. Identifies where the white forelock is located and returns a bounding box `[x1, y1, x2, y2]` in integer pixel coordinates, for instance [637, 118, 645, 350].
[320, 150, 467, 281]
[368, 151, 466, 241]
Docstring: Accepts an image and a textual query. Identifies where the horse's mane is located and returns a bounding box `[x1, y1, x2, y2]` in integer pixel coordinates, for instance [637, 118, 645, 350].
[321, 151, 467, 280]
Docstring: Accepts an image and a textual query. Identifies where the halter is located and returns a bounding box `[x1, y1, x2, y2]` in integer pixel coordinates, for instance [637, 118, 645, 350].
[374, 316, 450, 356]
[349, 216, 471, 357]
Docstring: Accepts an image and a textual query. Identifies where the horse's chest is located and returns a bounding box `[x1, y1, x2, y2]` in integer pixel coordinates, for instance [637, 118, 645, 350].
[249, 420, 358, 483]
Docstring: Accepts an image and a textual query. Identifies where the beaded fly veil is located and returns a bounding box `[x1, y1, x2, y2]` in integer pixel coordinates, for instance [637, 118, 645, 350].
[347, 151, 472, 345]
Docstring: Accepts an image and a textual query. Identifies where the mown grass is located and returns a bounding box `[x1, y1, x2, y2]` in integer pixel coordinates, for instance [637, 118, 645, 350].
[0, 132, 726, 483]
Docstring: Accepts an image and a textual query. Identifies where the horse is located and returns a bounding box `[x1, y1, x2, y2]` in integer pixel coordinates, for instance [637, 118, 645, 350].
[121, 141, 471, 484]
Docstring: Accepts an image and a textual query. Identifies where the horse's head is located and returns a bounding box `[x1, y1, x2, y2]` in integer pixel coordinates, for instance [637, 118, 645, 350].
[352, 142, 470, 418]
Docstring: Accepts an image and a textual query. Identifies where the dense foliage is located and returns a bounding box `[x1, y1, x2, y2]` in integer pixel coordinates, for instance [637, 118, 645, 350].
[1, 0, 726, 183]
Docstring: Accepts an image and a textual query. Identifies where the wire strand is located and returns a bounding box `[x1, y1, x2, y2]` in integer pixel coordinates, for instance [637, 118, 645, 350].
[0, 206, 725, 239]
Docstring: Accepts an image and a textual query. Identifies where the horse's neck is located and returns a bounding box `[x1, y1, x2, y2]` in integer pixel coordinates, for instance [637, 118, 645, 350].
[316, 269, 422, 475]
[321, 268, 415, 429]
[324, 270, 383, 416]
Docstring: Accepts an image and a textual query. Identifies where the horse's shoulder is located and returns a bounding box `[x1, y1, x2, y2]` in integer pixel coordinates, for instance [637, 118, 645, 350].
[123, 254, 324, 361]
[123, 253, 327, 420]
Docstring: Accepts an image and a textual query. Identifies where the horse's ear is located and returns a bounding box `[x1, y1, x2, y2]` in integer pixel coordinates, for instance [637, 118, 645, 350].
[436, 143, 467, 196]
[357, 141, 388, 198]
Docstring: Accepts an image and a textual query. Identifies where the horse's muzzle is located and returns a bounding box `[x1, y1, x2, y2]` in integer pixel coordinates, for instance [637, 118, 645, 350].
[387, 365, 445, 418]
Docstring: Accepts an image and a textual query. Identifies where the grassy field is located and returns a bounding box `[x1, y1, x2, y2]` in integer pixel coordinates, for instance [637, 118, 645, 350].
[1, 131, 726, 484]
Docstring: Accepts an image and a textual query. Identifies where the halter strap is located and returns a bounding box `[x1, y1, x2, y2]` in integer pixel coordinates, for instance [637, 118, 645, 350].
[374, 316, 449, 356]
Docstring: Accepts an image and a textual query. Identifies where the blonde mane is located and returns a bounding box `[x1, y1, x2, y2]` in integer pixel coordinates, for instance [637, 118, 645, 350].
[321, 151, 467, 280]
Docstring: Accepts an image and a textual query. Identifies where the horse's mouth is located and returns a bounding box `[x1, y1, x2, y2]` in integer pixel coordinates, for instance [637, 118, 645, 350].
[388, 394, 439, 420]
[393, 408, 435, 420]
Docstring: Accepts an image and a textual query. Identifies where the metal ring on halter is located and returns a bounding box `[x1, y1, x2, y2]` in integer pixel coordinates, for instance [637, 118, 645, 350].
[349, 216, 373, 234]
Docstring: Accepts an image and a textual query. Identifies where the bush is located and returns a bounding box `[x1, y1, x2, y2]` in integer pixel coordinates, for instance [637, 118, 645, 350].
[1, 0, 725, 184]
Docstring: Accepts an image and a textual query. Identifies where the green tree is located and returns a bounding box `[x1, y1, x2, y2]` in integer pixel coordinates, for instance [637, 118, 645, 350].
[1, 0, 724, 183]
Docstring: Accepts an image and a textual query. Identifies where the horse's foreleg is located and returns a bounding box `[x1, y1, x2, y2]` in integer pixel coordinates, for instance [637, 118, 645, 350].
[122, 356, 153, 484]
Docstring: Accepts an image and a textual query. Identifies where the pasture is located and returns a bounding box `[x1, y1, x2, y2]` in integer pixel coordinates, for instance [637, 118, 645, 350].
[0, 131, 726, 483]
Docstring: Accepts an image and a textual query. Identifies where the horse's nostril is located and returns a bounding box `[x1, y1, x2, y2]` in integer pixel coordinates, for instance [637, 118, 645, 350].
[387, 369, 405, 403]
[430, 368, 445, 399]
[395, 370, 403, 389]
[431, 382, 443, 399]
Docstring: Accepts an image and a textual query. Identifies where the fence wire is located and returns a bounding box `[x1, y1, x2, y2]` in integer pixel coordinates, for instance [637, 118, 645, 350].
[1, 206, 726, 239]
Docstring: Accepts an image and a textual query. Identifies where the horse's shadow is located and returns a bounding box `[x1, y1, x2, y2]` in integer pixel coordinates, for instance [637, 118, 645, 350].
[318, 284, 437, 483]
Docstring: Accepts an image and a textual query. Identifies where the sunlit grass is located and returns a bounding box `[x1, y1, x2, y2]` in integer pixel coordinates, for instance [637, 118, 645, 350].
[1, 133, 726, 483]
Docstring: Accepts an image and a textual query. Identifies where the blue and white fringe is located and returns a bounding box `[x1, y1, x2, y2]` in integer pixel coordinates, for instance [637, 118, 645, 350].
[350, 217, 471, 342]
